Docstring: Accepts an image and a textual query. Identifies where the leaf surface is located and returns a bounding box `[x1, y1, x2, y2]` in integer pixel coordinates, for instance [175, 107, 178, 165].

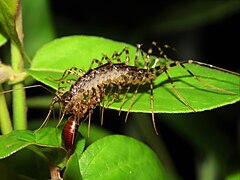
[27, 35, 240, 114]
[79, 135, 165, 179]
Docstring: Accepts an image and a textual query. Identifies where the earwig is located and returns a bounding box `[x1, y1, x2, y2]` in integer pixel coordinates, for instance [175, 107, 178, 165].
[40, 42, 239, 156]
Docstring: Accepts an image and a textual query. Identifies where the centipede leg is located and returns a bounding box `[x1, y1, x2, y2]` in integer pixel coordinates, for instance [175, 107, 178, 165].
[109, 83, 122, 107]
[125, 84, 140, 123]
[179, 61, 236, 94]
[112, 47, 130, 64]
[89, 58, 103, 70]
[58, 67, 85, 85]
[88, 110, 92, 137]
[150, 80, 158, 135]
[99, 85, 106, 126]
[164, 69, 195, 112]
[119, 85, 131, 116]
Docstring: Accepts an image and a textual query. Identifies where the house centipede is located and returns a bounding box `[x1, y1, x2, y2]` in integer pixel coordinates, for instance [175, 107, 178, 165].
[39, 42, 239, 156]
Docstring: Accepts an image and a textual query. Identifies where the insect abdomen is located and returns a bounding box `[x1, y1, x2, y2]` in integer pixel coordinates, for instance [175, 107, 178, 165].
[62, 116, 79, 157]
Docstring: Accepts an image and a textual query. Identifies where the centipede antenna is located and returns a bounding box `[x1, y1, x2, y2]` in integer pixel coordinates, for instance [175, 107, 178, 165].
[0, 84, 53, 95]
[125, 84, 140, 123]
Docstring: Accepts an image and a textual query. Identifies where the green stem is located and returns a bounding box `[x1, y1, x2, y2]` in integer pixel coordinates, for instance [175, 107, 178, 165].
[0, 85, 13, 134]
[11, 2, 27, 130]
[11, 42, 27, 130]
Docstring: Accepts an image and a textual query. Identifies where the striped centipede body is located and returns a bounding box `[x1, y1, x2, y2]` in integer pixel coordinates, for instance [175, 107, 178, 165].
[40, 42, 239, 156]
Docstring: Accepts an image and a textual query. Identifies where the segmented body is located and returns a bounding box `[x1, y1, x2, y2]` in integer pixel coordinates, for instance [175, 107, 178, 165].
[61, 63, 157, 122]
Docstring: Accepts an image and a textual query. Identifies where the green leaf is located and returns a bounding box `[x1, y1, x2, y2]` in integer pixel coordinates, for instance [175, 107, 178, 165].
[0, 127, 67, 169]
[0, 147, 52, 179]
[79, 135, 165, 179]
[0, 0, 22, 49]
[27, 35, 239, 114]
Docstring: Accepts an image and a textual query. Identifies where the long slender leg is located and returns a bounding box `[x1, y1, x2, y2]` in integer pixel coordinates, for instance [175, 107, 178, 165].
[166, 61, 237, 94]
[98, 85, 106, 126]
[149, 41, 175, 60]
[180, 63, 235, 94]
[164, 69, 195, 111]
[105, 82, 114, 107]
[187, 60, 240, 76]
[88, 110, 92, 137]
[59, 67, 85, 81]
[125, 84, 140, 123]
[57, 67, 85, 91]
[112, 47, 130, 64]
[149, 80, 158, 135]
[89, 58, 103, 70]
[134, 44, 142, 67]
[118, 85, 131, 116]
[87, 91, 93, 137]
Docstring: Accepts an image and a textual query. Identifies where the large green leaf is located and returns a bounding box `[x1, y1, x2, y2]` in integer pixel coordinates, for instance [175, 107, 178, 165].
[79, 135, 165, 179]
[27, 36, 240, 114]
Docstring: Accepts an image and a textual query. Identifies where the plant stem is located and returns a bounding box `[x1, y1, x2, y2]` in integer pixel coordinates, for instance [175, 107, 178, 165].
[11, 1, 27, 130]
[0, 84, 13, 134]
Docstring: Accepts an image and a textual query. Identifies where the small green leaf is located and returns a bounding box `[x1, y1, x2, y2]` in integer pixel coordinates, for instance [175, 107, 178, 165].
[27, 35, 239, 114]
[79, 135, 165, 179]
